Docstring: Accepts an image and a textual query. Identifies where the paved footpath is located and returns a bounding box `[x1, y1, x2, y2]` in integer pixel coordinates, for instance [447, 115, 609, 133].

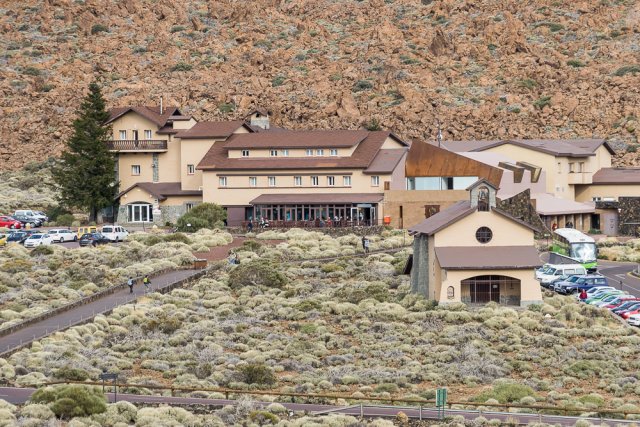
[0, 269, 200, 356]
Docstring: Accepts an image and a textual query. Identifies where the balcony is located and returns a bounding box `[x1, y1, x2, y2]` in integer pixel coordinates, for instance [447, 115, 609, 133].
[107, 140, 168, 152]
[567, 171, 592, 185]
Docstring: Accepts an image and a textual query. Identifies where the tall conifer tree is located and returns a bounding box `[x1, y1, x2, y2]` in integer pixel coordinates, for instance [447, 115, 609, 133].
[52, 82, 117, 222]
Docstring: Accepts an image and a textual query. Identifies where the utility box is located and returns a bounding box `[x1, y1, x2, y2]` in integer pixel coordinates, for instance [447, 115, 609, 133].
[193, 259, 208, 269]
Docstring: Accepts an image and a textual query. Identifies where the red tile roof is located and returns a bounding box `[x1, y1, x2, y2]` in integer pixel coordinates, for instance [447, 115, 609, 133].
[223, 130, 369, 149]
[250, 193, 384, 204]
[174, 121, 250, 139]
[106, 106, 181, 128]
[116, 182, 202, 201]
[435, 246, 542, 269]
[197, 131, 408, 171]
[592, 167, 640, 184]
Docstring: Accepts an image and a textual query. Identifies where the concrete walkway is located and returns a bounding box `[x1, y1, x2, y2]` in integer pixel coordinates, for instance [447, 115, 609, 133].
[0, 269, 200, 356]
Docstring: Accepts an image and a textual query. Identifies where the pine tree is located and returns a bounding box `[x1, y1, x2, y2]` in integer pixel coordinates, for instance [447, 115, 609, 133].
[52, 82, 117, 222]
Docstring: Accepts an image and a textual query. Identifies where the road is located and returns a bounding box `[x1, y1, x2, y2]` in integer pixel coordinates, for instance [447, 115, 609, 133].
[0, 387, 637, 426]
[599, 260, 640, 294]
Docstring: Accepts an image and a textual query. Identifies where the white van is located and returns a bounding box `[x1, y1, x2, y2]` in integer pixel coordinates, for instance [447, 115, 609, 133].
[101, 225, 129, 242]
[537, 264, 587, 284]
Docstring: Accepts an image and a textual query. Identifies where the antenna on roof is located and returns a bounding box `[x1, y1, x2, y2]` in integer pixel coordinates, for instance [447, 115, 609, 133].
[436, 119, 443, 147]
[160, 96, 163, 115]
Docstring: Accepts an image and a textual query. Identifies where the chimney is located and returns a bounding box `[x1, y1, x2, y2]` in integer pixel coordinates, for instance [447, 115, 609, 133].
[160, 96, 163, 115]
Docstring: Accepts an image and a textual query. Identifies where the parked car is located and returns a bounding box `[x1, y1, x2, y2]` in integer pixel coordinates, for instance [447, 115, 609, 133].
[14, 210, 47, 224]
[612, 301, 640, 316]
[557, 275, 608, 295]
[6, 230, 35, 244]
[593, 294, 635, 308]
[12, 215, 41, 228]
[551, 275, 583, 292]
[626, 314, 640, 326]
[0, 216, 22, 229]
[603, 296, 640, 310]
[620, 306, 640, 320]
[23, 233, 53, 248]
[33, 211, 49, 223]
[76, 226, 98, 239]
[48, 229, 77, 243]
[101, 225, 129, 242]
[537, 264, 588, 285]
[585, 290, 626, 305]
[79, 232, 110, 247]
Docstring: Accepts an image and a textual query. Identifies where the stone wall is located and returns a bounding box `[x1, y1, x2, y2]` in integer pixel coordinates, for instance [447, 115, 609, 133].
[619, 197, 640, 236]
[410, 234, 429, 297]
[116, 205, 187, 226]
[498, 189, 548, 236]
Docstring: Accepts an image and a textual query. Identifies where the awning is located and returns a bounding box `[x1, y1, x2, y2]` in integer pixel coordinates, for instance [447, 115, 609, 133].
[531, 193, 595, 215]
[435, 246, 542, 270]
[250, 193, 384, 205]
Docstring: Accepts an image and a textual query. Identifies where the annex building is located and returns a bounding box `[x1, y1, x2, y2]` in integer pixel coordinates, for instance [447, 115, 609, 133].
[407, 180, 543, 307]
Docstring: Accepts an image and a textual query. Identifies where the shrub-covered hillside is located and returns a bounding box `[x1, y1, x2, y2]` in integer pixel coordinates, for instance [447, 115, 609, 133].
[5, 230, 640, 417]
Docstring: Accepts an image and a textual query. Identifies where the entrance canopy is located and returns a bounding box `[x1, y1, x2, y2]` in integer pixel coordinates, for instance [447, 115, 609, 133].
[250, 193, 384, 205]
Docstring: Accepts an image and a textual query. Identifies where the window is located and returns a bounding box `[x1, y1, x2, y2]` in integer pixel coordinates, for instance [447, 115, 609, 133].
[270, 149, 278, 157]
[311, 176, 319, 186]
[477, 186, 490, 211]
[592, 197, 602, 202]
[119, 130, 127, 140]
[557, 162, 562, 174]
[242, 150, 250, 157]
[131, 165, 141, 176]
[475, 226, 493, 243]
[294, 176, 302, 186]
[144, 130, 152, 139]
[316, 149, 324, 156]
[371, 176, 380, 187]
[281, 149, 289, 156]
[330, 149, 338, 156]
[127, 203, 153, 223]
[219, 176, 227, 187]
[187, 164, 195, 175]
[579, 162, 584, 173]
[268, 176, 276, 187]
[306, 149, 313, 156]
[185, 203, 194, 212]
[343, 176, 351, 186]
[249, 177, 257, 187]
[569, 162, 575, 173]
[327, 176, 335, 186]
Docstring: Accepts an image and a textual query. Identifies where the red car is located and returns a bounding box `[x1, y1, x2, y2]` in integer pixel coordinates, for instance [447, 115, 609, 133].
[621, 307, 640, 319]
[603, 297, 640, 310]
[0, 216, 22, 229]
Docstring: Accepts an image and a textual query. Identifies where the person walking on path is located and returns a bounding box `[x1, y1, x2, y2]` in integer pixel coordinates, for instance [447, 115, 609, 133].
[143, 275, 151, 293]
[127, 277, 134, 294]
[361, 236, 366, 252]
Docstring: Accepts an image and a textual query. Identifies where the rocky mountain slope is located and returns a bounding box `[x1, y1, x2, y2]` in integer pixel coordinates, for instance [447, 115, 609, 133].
[1, 0, 639, 170]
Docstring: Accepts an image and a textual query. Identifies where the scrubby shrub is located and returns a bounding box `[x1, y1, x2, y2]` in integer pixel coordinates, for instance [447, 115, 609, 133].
[90, 24, 108, 34]
[229, 260, 287, 289]
[52, 367, 89, 381]
[171, 61, 193, 72]
[238, 364, 276, 386]
[31, 385, 106, 419]
[474, 382, 535, 403]
[176, 203, 226, 232]
[249, 410, 279, 424]
[30, 245, 54, 257]
[56, 214, 75, 226]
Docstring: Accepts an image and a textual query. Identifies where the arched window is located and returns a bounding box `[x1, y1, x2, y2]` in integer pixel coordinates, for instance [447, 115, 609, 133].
[477, 186, 489, 211]
[447, 286, 455, 300]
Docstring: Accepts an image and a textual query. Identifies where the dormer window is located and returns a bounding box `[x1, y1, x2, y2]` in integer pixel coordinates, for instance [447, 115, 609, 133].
[270, 149, 278, 157]
[306, 149, 313, 156]
[281, 149, 289, 157]
[316, 149, 324, 156]
[330, 149, 338, 156]
[242, 150, 250, 157]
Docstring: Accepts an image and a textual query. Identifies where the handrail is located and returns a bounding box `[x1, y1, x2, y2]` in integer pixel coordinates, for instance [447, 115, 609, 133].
[106, 140, 167, 151]
[36, 380, 640, 417]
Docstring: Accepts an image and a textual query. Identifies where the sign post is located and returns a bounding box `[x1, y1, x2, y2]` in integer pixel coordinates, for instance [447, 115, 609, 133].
[436, 388, 447, 420]
[99, 372, 119, 403]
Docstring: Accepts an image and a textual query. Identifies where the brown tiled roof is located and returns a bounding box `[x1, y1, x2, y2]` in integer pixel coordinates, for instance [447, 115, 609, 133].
[435, 246, 542, 269]
[116, 182, 202, 201]
[250, 193, 384, 205]
[224, 130, 369, 149]
[106, 106, 181, 128]
[197, 131, 408, 171]
[175, 121, 250, 139]
[408, 201, 475, 236]
[442, 139, 615, 157]
[592, 168, 640, 185]
[364, 149, 407, 174]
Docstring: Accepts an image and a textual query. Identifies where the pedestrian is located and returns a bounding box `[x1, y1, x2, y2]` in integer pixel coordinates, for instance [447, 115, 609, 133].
[361, 236, 366, 252]
[127, 277, 134, 294]
[234, 253, 240, 265]
[143, 274, 151, 292]
[364, 237, 370, 254]
[579, 289, 588, 301]
[247, 221, 253, 232]
[228, 251, 236, 265]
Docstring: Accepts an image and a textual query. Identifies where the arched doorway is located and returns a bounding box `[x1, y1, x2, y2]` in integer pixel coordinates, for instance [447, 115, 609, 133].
[461, 275, 521, 305]
[126, 202, 153, 223]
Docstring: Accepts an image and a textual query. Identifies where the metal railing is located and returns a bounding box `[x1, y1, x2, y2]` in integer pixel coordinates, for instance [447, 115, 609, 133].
[35, 380, 640, 420]
[106, 140, 167, 151]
